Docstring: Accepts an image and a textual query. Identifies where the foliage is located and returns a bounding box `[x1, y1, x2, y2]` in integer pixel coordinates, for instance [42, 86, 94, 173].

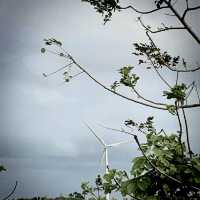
[76, 117, 200, 199]
[0, 165, 6, 172]
[81, 0, 120, 24]
[111, 66, 139, 91]
[163, 84, 187, 102]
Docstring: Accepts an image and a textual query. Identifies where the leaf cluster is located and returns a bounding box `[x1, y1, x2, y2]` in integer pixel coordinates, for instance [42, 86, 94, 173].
[82, 0, 120, 24]
[111, 66, 139, 91]
[0, 165, 6, 172]
[163, 84, 187, 102]
[133, 43, 181, 69]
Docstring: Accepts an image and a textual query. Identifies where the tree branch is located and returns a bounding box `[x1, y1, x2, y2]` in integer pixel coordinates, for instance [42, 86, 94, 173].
[132, 87, 166, 106]
[138, 17, 185, 34]
[119, 5, 168, 15]
[43, 46, 200, 110]
[1, 181, 18, 200]
[145, 30, 200, 73]
[67, 54, 167, 110]
[163, 0, 200, 44]
[182, 5, 200, 20]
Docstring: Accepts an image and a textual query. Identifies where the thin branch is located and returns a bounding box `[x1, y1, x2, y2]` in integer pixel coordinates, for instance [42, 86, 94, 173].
[1, 181, 18, 200]
[134, 135, 184, 184]
[132, 88, 165, 106]
[181, 107, 193, 159]
[144, 32, 172, 88]
[182, 5, 200, 20]
[163, 0, 200, 44]
[138, 17, 185, 34]
[119, 5, 168, 15]
[165, 64, 200, 72]
[181, 103, 200, 109]
[151, 63, 172, 88]
[43, 62, 73, 77]
[67, 54, 167, 110]
[185, 0, 189, 9]
[44, 46, 200, 110]
[185, 81, 195, 102]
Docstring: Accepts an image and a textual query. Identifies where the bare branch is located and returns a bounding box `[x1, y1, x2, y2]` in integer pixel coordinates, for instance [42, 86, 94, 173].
[182, 5, 200, 20]
[119, 5, 168, 15]
[1, 181, 18, 200]
[132, 88, 166, 106]
[43, 46, 200, 110]
[166, 64, 200, 72]
[181, 103, 200, 109]
[43, 62, 73, 77]
[138, 17, 185, 34]
[163, 0, 200, 44]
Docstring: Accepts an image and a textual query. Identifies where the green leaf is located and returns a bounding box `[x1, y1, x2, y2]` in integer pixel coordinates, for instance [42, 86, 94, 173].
[0, 165, 6, 172]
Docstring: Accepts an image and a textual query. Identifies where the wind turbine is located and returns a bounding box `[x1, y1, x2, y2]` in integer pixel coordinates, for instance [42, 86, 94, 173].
[85, 123, 134, 200]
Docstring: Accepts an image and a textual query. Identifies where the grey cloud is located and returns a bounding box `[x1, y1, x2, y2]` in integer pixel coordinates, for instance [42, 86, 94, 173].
[0, 0, 200, 198]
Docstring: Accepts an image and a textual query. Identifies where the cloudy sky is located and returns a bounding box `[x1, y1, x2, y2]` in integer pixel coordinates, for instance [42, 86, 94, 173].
[0, 0, 200, 198]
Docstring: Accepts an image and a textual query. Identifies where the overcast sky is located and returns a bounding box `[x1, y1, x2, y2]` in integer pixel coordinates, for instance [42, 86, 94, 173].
[0, 0, 200, 198]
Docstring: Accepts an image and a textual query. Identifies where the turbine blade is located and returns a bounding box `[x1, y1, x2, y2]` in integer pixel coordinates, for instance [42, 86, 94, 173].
[108, 139, 134, 147]
[84, 122, 106, 146]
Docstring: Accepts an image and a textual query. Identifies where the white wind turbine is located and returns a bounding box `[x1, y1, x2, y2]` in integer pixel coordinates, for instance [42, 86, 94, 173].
[85, 123, 134, 200]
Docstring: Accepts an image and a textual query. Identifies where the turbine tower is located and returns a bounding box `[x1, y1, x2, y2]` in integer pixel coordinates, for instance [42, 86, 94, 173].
[85, 123, 133, 200]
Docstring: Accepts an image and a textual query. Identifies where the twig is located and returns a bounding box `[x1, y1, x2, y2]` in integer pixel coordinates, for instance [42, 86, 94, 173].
[138, 17, 185, 34]
[132, 88, 165, 106]
[1, 181, 18, 200]
[119, 5, 168, 15]
[43, 62, 73, 77]
[182, 5, 200, 20]
[163, 0, 200, 44]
